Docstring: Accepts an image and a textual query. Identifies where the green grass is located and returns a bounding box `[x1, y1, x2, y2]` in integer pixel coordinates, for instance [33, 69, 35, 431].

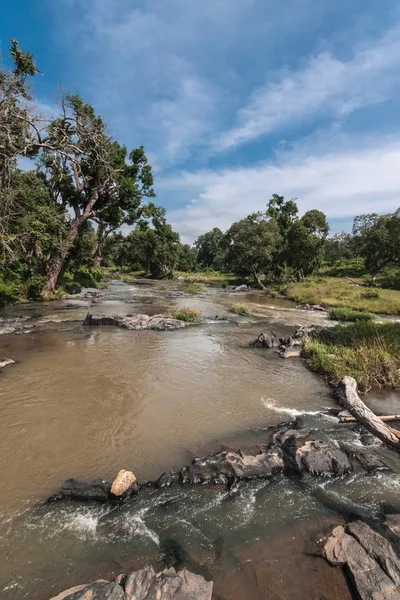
[304, 322, 400, 392]
[230, 303, 252, 316]
[167, 308, 203, 323]
[178, 281, 206, 295]
[328, 307, 374, 322]
[267, 276, 400, 314]
[174, 271, 244, 287]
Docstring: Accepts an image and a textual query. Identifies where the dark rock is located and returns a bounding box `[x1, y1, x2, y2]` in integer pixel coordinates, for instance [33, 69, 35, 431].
[0, 316, 34, 336]
[48, 566, 212, 600]
[48, 478, 112, 503]
[157, 471, 181, 488]
[339, 442, 389, 472]
[295, 439, 353, 476]
[249, 332, 282, 348]
[280, 345, 302, 359]
[83, 313, 187, 331]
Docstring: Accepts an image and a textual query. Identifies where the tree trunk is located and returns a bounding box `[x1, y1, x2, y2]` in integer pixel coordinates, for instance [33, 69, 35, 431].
[338, 376, 400, 449]
[45, 190, 99, 293]
[91, 223, 105, 269]
[252, 267, 266, 290]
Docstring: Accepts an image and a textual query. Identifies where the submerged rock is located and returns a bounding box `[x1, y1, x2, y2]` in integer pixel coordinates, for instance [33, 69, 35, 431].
[48, 426, 389, 504]
[0, 316, 34, 335]
[249, 332, 282, 348]
[83, 312, 187, 331]
[232, 284, 249, 292]
[48, 566, 213, 600]
[0, 357, 15, 369]
[324, 521, 400, 600]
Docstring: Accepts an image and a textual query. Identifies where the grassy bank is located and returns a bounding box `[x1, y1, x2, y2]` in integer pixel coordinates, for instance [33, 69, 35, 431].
[304, 322, 400, 392]
[267, 277, 400, 314]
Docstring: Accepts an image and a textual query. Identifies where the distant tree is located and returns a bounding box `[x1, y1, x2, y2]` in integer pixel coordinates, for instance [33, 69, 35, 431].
[266, 194, 298, 235]
[225, 213, 282, 288]
[194, 227, 225, 270]
[177, 244, 198, 272]
[324, 232, 354, 265]
[285, 209, 330, 277]
[353, 211, 400, 285]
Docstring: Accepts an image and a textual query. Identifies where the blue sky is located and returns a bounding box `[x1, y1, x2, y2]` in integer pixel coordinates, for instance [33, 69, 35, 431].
[1, 0, 400, 241]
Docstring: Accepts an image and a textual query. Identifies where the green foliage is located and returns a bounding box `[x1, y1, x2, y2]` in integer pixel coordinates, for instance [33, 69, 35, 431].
[353, 211, 400, 283]
[195, 228, 225, 270]
[178, 281, 205, 295]
[304, 322, 400, 391]
[0, 276, 20, 305]
[328, 307, 374, 322]
[272, 276, 400, 314]
[168, 308, 203, 323]
[230, 303, 252, 316]
[225, 213, 282, 286]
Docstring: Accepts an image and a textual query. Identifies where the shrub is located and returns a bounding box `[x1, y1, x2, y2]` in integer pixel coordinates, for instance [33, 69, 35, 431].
[0, 281, 20, 305]
[230, 303, 252, 316]
[329, 307, 374, 322]
[168, 308, 203, 323]
[361, 289, 380, 300]
[25, 274, 46, 301]
[178, 281, 205, 295]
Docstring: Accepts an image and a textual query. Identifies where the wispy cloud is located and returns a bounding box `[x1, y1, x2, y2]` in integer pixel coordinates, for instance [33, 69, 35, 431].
[161, 137, 400, 241]
[215, 26, 400, 151]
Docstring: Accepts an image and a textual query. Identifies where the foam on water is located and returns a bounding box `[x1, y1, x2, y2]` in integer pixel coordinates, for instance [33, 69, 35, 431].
[261, 397, 320, 417]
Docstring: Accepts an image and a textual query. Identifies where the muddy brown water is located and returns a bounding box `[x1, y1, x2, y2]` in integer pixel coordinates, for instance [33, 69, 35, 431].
[0, 280, 400, 599]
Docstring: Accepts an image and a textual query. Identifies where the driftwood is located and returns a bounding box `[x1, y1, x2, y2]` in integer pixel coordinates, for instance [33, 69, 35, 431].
[339, 414, 400, 424]
[338, 377, 400, 449]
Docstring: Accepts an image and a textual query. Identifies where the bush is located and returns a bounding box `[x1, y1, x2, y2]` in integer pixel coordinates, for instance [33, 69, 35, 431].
[329, 307, 374, 322]
[25, 274, 46, 301]
[0, 280, 20, 305]
[361, 289, 380, 299]
[230, 303, 252, 316]
[168, 308, 203, 323]
[178, 281, 205, 295]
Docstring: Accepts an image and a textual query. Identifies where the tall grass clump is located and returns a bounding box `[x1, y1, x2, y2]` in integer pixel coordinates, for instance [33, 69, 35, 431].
[168, 308, 203, 323]
[230, 303, 252, 316]
[178, 280, 205, 295]
[304, 321, 400, 392]
[329, 307, 374, 322]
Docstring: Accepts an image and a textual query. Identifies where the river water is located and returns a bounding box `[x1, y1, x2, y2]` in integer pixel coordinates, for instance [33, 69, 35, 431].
[0, 280, 400, 599]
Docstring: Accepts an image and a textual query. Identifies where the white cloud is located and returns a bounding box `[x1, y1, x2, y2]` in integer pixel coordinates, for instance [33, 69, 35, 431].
[215, 26, 400, 150]
[160, 138, 400, 241]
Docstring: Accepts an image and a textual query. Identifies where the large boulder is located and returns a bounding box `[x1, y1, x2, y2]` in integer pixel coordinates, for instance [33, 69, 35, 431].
[324, 521, 400, 600]
[48, 566, 212, 600]
[47, 478, 112, 503]
[83, 313, 187, 331]
[232, 284, 249, 293]
[249, 332, 282, 348]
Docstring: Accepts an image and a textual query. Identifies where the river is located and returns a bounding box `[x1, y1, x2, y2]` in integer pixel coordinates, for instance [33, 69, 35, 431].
[1, 280, 400, 599]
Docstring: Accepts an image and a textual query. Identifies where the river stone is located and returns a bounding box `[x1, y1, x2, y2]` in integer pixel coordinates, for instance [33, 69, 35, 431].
[111, 470, 136, 496]
[295, 440, 352, 476]
[0, 357, 15, 369]
[324, 524, 400, 600]
[123, 566, 157, 600]
[249, 332, 282, 348]
[48, 478, 112, 503]
[83, 313, 186, 331]
[232, 284, 249, 292]
[48, 580, 125, 599]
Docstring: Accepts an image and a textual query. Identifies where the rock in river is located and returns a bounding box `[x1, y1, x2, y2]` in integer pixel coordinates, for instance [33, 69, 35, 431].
[324, 520, 400, 599]
[83, 312, 187, 331]
[111, 469, 136, 496]
[48, 565, 213, 600]
[0, 357, 15, 369]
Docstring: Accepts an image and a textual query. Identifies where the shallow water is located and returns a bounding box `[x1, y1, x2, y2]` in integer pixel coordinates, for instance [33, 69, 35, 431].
[0, 280, 399, 599]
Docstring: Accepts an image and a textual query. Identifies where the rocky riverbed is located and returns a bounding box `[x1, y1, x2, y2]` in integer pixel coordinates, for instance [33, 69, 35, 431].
[1, 279, 400, 600]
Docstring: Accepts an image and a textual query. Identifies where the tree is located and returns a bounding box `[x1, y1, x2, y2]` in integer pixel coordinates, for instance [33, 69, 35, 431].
[177, 244, 198, 272]
[285, 209, 329, 277]
[266, 194, 298, 235]
[1, 40, 155, 293]
[225, 213, 282, 288]
[194, 227, 225, 270]
[353, 211, 400, 285]
[324, 232, 354, 265]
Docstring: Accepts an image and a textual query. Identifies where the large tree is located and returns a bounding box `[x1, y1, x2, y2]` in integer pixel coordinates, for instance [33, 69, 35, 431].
[353, 211, 400, 285]
[1, 40, 155, 293]
[225, 213, 282, 288]
[194, 227, 225, 270]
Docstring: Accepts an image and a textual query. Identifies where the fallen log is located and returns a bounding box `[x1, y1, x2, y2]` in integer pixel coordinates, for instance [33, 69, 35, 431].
[338, 376, 400, 449]
[339, 414, 400, 424]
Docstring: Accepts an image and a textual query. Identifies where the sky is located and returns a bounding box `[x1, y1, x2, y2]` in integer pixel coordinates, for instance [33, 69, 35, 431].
[1, 0, 400, 241]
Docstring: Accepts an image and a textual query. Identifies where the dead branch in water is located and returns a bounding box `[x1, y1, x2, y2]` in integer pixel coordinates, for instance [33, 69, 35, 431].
[337, 376, 400, 449]
[339, 414, 400, 423]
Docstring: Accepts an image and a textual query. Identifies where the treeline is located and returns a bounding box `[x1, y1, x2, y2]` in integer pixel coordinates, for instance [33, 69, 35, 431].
[1, 41, 400, 304]
[104, 197, 400, 289]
